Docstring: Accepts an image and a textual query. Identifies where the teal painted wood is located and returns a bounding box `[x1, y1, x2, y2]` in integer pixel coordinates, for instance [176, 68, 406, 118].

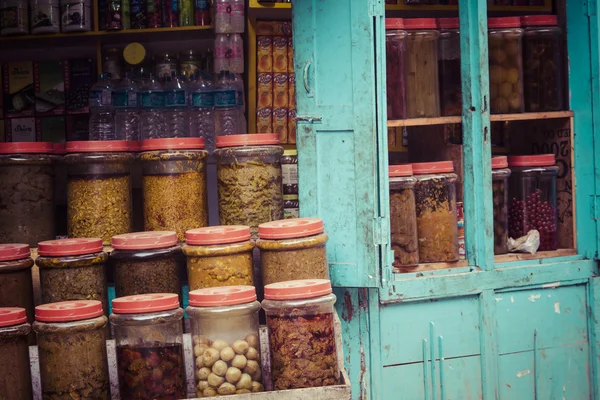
[588, 278, 600, 398]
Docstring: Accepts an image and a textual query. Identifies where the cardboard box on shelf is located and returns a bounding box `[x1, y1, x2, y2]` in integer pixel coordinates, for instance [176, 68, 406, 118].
[0, 120, 4, 141]
[257, 36, 273, 73]
[257, 73, 273, 109]
[6, 118, 37, 142]
[36, 116, 66, 143]
[65, 59, 95, 115]
[273, 107, 288, 144]
[35, 61, 66, 117]
[3, 61, 35, 118]
[256, 21, 284, 36]
[257, 108, 273, 133]
[273, 36, 288, 73]
[273, 73, 288, 109]
[288, 109, 296, 144]
[289, 73, 296, 108]
[288, 36, 294, 73]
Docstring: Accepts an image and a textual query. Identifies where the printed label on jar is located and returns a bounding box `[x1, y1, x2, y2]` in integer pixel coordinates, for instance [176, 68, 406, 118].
[195, 0, 208, 10]
[214, 89, 236, 108]
[140, 92, 165, 107]
[1, 6, 27, 30]
[62, 3, 87, 26]
[155, 63, 177, 78]
[284, 207, 299, 219]
[282, 164, 298, 186]
[165, 90, 186, 106]
[31, 4, 60, 30]
[191, 92, 214, 108]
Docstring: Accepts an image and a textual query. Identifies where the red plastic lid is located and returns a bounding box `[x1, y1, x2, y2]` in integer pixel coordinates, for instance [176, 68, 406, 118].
[521, 15, 558, 27]
[112, 231, 178, 250]
[404, 18, 437, 30]
[258, 218, 324, 240]
[438, 17, 459, 30]
[66, 140, 129, 153]
[216, 134, 279, 148]
[35, 300, 103, 322]
[385, 18, 404, 30]
[0, 244, 30, 262]
[488, 17, 521, 29]
[412, 161, 454, 175]
[0, 142, 54, 154]
[492, 156, 508, 169]
[0, 307, 27, 327]
[128, 141, 142, 152]
[389, 164, 413, 177]
[112, 293, 180, 314]
[189, 286, 257, 307]
[141, 138, 206, 151]
[38, 238, 103, 257]
[508, 154, 556, 167]
[185, 226, 251, 246]
[264, 279, 332, 300]
[53, 143, 67, 155]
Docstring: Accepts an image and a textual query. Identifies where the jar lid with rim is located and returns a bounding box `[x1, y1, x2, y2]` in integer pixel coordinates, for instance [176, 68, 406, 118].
[258, 218, 324, 240]
[508, 154, 555, 167]
[35, 300, 103, 322]
[0, 307, 27, 327]
[0, 142, 55, 154]
[438, 17, 459, 30]
[53, 143, 67, 155]
[412, 161, 454, 175]
[492, 156, 508, 169]
[488, 17, 521, 29]
[66, 140, 129, 153]
[216, 133, 279, 148]
[112, 231, 178, 250]
[185, 226, 251, 245]
[141, 137, 205, 151]
[264, 279, 332, 300]
[112, 293, 179, 314]
[189, 286, 257, 307]
[38, 238, 103, 257]
[389, 164, 413, 177]
[385, 18, 405, 30]
[404, 18, 437, 30]
[0, 244, 30, 261]
[520, 15, 558, 27]
[128, 141, 142, 152]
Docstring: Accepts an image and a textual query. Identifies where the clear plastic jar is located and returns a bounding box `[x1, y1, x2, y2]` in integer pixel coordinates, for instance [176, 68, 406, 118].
[0, 308, 32, 399]
[155, 52, 179, 79]
[65, 141, 133, 245]
[34, 300, 110, 400]
[385, 18, 407, 120]
[262, 279, 340, 390]
[438, 18, 462, 116]
[508, 154, 558, 251]
[281, 149, 298, 195]
[31, 0, 60, 33]
[489, 17, 525, 114]
[187, 286, 264, 397]
[0, 245, 34, 330]
[180, 49, 201, 79]
[102, 47, 123, 81]
[389, 165, 419, 269]
[404, 18, 440, 118]
[0, 142, 56, 246]
[140, 138, 208, 241]
[111, 293, 186, 400]
[413, 161, 459, 263]
[0, 0, 29, 35]
[215, 134, 284, 239]
[60, 0, 92, 32]
[184, 226, 255, 290]
[522, 15, 564, 112]
[492, 156, 510, 255]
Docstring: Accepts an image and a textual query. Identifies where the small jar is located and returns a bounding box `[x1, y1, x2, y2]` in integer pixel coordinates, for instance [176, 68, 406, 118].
[31, 0, 60, 33]
[60, 0, 92, 32]
[281, 149, 298, 195]
[283, 194, 299, 219]
[155, 52, 179, 79]
[187, 286, 264, 397]
[111, 293, 186, 399]
[256, 218, 329, 286]
[0, 308, 32, 399]
[389, 165, 419, 269]
[438, 18, 461, 116]
[65, 141, 133, 245]
[0, 0, 28, 35]
[184, 226, 255, 290]
[34, 300, 110, 400]
[102, 47, 123, 81]
[385, 18, 407, 120]
[262, 279, 340, 390]
[180, 49, 201, 79]
[413, 161, 459, 263]
[492, 156, 511, 255]
[36, 238, 109, 314]
[0, 244, 34, 329]
[508, 154, 559, 251]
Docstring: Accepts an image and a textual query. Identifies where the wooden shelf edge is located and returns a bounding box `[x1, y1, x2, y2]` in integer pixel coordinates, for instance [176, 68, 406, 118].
[494, 248, 578, 263]
[387, 111, 574, 128]
[394, 260, 469, 274]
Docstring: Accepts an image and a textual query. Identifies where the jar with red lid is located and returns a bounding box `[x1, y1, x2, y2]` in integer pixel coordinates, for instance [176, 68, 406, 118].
[0, 142, 56, 246]
[0, 308, 32, 399]
[110, 293, 186, 400]
[36, 238, 109, 314]
[187, 286, 264, 397]
[521, 15, 564, 112]
[256, 218, 329, 286]
[488, 17, 525, 114]
[0, 244, 34, 331]
[33, 300, 110, 400]
[65, 140, 134, 245]
[385, 18, 407, 120]
[183, 226, 255, 290]
[508, 154, 559, 251]
[413, 161, 459, 263]
[389, 165, 419, 269]
[492, 157, 511, 255]
[262, 279, 340, 390]
[438, 18, 462, 116]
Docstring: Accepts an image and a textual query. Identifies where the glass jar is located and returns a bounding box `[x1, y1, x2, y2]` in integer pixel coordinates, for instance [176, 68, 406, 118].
[111, 293, 186, 400]
[184, 226, 255, 290]
[102, 47, 123, 81]
[0, 308, 32, 399]
[180, 49, 201, 79]
[187, 286, 264, 397]
[0, 0, 28, 35]
[385, 18, 407, 120]
[31, 0, 60, 33]
[256, 218, 329, 286]
[522, 15, 564, 112]
[404, 18, 441, 118]
[508, 154, 559, 251]
[36, 238, 109, 314]
[139, 138, 208, 241]
[0, 142, 56, 246]
[413, 161, 459, 263]
[488, 17, 525, 114]
[215, 134, 284, 239]
[262, 279, 340, 390]
[155, 52, 179, 79]
[438, 18, 462, 116]
[389, 165, 419, 269]
[283, 194, 299, 219]
[60, 0, 92, 32]
[34, 300, 110, 400]
[281, 149, 298, 195]
[492, 156, 511, 255]
[0, 244, 34, 329]
[65, 141, 133, 245]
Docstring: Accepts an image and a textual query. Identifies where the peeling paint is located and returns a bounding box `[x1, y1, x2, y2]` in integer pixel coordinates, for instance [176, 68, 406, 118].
[495, 297, 503, 302]
[342, 291, 354, 322]
[554, 302, 561, 314]
[517, 369, 531, 378]
[510, 296, 515, 303]
[528, 294, 541, 302]
[542, 282, 561, 289]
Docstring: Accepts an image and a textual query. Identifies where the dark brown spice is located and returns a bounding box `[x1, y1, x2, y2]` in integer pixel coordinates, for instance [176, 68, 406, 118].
[493, 178, 509, 254]
[390, 187, 419, 268]
[0, 322, 32, 400]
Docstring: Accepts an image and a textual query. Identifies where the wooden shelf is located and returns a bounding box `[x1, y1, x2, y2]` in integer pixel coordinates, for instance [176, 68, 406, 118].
[387, 111, 574, 128]
[394, 260, 469, 274]
[249, 0, 291, 8]
[494, 248, 578, 263]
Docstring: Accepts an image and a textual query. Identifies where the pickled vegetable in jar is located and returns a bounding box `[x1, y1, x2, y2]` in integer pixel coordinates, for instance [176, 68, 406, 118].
[0, 308, 32, 399]
[492, 156, 510, 255]
[389, 165, 419, 269]
[438, 18, 462, 116]
[385, 18, 407, 120]
[0, 244, 34, 332]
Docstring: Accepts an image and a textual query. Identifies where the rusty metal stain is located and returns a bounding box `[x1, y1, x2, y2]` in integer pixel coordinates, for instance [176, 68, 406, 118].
[342, 290, 354, 322]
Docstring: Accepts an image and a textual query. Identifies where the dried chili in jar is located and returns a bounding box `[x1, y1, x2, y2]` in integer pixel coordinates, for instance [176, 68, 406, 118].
[389, 165, 419, 270]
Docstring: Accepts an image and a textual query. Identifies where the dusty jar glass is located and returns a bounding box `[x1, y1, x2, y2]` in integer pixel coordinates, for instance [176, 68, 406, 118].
[492, 156, 511, 255]
[187, 286, 264, 397]
[0, 308, 32, 399]
[0, 142, 56, 246]
[389, 165, 419, 269]
[65, 141, 133, 245]
[438, 18, 462, 116]
[385, 18, 407, 120]
[184, 226, 255, 290]
[0, 244, 35, 329]
[111, 293, 186, 400]
[262, 279, 340, 390]
[34, 300, 110, 400]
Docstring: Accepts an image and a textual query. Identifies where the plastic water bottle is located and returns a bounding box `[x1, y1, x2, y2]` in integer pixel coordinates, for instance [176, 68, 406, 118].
[164, 72, 189, 137]
[113, 73, 140, 141]
[230, 34, 244, 73]
[139, 74, 166, 140]
[89, 73, 116, 141]
[214, 70, 239, 136]
[230, 0, 244, 33]
[189, 72, 215, 152]
[214, 34, 230, 73]
[214, 0, 244, 33]
[231, 73, 247, 134]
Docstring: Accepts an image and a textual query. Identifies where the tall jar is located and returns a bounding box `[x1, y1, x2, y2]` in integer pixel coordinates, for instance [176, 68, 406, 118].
[0, 142, 56, 247]
[65, 141, 133, 245]
[187, 286, 264, 397]
[521, 15, 564, 112]
[404, 18, 441, 118]
[385, 18, 407, 120]
[34, 300, 110, 400]
[155, 52, 179, 78]
[184, 226, 255, 290]
[0, 244, 34, 331]
[36, 238, 109, 314]
[0, 0, 28, 35]
[389, 165, 419, 269]
[60, 0, 92, 32]
[492, 156, 510, 255]
[262, 279, 340, 390]
[140, 138, 208, 241]
[438, 18, 462, 116]
[508, 154, 559, 251]
[215, 134, 284, 239]
[180, 49, 201, 78]
[0, 308, 32, 399]
[413, 161, 459, 263]
[488, 17, 524, 114]
[111, 293, 186, 400]
[102, 47, 123, 81]
[31, 0, 60, 33]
